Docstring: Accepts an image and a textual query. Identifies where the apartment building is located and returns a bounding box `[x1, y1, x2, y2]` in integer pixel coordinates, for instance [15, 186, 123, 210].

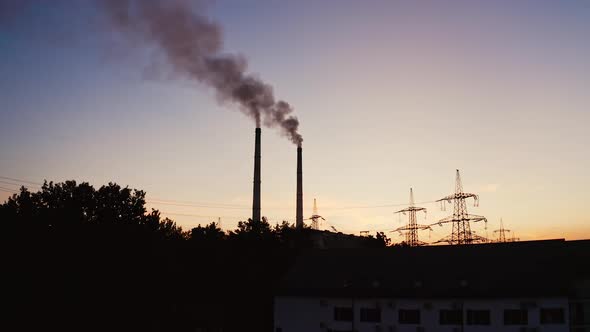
[274, 239, 590, 332]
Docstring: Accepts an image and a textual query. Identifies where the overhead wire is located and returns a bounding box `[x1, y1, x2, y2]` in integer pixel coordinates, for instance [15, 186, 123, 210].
[146, 200, 250, 210]
[0, 174, 456, 234]
[0, 176, 43, 186]
[147, 198, 249, 208]
[157, 211, 247, 219]
[319, 201, 438, 210]
[0, 186, 19, 193]
[1, 174, 442, 212]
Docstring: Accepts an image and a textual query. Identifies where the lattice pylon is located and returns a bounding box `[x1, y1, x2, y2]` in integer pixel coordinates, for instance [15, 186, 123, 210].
[392, 188, 430, 246]
[494, 218, 511, 243]
[431, 170, 488, 245]
[307, 198, 325, 230]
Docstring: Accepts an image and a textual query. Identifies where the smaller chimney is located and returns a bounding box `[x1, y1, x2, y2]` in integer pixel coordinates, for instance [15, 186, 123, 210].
[252, 128, 261, 222]
[296, 145, 303, 228]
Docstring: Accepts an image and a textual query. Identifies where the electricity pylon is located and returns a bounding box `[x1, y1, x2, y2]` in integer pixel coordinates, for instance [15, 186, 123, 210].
[306, 198, 325, 230]
[494, 218, 511, 243]
[392, 188, 430, 246]
[432, 170, 488, 245]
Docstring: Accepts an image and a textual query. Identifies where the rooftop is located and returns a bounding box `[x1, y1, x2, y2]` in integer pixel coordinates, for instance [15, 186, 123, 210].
[276, 239, 590, 298]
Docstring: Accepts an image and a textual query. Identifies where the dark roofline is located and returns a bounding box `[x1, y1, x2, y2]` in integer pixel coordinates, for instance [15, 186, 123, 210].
[420, 238, 566, 248]
[276, 239, 590, 299]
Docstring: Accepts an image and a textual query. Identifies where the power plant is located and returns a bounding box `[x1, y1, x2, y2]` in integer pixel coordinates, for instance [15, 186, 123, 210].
[247, 130, 499, 246]
[250, 127, 304, 229]
[100, 0, 509, 247]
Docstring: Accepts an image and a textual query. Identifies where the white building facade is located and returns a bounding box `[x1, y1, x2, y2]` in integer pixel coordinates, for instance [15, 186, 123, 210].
[275, 296, 571, 332]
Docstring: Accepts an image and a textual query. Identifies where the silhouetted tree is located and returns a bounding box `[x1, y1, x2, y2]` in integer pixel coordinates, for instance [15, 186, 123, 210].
[376, 231, 392, 246]
[0, 180, 390, 332]
[233, 216, 272, 235]
[0, 181, 187, 332]
[189, 222, 225, 245]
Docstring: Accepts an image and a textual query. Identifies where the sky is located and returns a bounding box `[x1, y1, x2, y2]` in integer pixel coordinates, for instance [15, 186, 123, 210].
[1, 0, 589, 242]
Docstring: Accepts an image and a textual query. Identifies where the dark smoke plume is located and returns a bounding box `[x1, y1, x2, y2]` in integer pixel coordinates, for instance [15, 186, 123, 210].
[102, 0, 302, 145]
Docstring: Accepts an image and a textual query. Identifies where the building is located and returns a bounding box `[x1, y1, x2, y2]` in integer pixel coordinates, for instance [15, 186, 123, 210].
[274, 239, 590, 332]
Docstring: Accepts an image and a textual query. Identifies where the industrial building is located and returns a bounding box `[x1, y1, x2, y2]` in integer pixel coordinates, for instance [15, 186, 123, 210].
[274, 239, 590, 332]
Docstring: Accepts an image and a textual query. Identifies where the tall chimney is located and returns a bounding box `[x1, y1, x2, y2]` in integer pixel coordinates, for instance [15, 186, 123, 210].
[252, 128, 261, 222]
[296, 145, 303, 228]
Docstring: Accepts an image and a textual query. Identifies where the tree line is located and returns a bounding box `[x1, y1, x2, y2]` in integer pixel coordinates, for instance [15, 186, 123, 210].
[1, 180, 389, 332]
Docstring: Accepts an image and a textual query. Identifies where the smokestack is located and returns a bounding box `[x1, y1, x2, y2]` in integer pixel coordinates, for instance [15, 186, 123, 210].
[252, 128, 261, 222]
[296, 145, 303, 229]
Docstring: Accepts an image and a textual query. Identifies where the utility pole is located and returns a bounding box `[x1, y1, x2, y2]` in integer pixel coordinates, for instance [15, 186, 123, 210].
[392, 188, 430, 246]
[494, 218, 511, 243]
[431, 170, 488, 245]
[306, 198, 325, 230]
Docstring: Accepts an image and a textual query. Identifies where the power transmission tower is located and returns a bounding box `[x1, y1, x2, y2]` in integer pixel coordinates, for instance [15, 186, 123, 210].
[306, 198, 325, 230]
[392, 188, 430, 246]
[431, 170, 488, 245]
[494, 218, 511, 243]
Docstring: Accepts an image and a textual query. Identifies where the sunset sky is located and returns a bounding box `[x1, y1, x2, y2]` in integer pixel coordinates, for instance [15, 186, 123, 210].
[1, 0, 589, 242]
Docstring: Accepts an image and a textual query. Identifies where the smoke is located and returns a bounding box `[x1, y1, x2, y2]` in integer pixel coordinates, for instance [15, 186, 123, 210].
[101, 0, 302, 145]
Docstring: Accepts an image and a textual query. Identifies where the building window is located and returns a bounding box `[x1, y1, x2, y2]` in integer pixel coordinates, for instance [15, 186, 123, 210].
[360, 308, 381, 322]
[466, 309, 490, 325]
[504, 309, 528, 325]
[540, 308, 565, 324]
[571, 301, 590, 325]
[334, 307, 353, 321]
[398, 309, 420, 324]
[440, 309, 463, 325]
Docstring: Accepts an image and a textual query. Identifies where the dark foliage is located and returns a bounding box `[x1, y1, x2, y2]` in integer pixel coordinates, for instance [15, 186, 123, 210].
[0, 181, 388, 332]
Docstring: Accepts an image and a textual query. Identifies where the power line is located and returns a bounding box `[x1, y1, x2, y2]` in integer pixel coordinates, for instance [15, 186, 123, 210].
[146, 200, 250, 210]
[0, 180, 41, 189]
[158, 211, 247, 219]
[0, 176, 43, 186]
[320, 200, 438, 210]
[0, 179, 458, 238]
[0, 186, 19, 193]
[157, 211, 289, 222]
[148, 198, 249, 208]
[0, 175, 440, 214]
[149, 199, 441, 211]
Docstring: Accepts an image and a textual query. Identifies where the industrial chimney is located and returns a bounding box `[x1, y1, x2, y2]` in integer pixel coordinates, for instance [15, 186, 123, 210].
[296, 145, 303, 228]
[252, 128, 261, 222]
